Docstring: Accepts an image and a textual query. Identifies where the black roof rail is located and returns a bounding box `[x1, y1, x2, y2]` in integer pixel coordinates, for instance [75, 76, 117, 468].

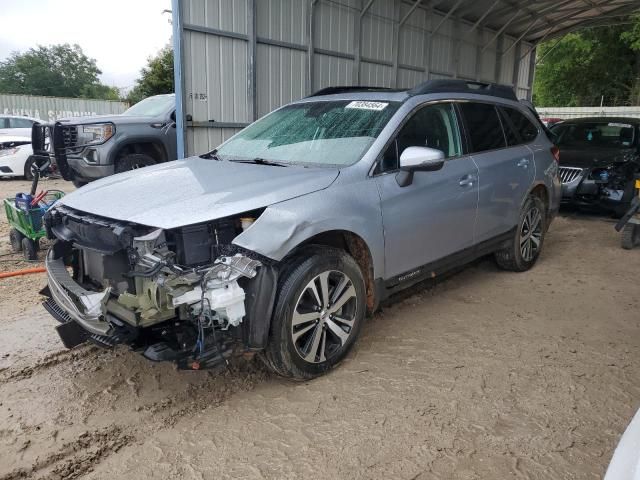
[407, 79, 517, 101]
[306, 86, 401, 98]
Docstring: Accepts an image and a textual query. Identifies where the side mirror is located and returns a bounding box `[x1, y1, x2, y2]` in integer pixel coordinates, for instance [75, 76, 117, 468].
[396, 146, 445, 187]
[185, 114, 193, 122]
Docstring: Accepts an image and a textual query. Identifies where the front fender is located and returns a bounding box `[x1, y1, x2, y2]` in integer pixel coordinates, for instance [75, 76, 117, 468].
[233, 179, 385, 279]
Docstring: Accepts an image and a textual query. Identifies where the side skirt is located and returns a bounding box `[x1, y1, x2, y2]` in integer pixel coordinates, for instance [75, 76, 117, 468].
[377, 228, 515, 301]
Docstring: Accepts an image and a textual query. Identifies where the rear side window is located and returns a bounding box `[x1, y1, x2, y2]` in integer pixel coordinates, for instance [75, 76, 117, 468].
[9, 118, 34, 128]
[502, 107, 538, 143]
[498, 109, 520, 146]
[459, 103, 506, 153]
[0, 117, 8, 128]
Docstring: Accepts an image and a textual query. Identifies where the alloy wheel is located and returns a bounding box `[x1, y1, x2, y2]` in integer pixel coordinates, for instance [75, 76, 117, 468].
[520, 206, 543, 262]
[291, 270, 358, 363]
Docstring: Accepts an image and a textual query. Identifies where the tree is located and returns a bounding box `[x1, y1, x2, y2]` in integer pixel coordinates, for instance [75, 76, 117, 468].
[533, 19, 640, 107]
[0, 44, 118, 100]
[126, 47, 174, 105]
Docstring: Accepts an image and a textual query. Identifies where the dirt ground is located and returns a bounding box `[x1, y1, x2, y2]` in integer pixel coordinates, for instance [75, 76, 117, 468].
[0, 177, 639, 479]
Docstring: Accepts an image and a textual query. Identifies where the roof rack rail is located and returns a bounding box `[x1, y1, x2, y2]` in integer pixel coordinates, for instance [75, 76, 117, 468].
[407, 79, 517, 101]
[306, 86, 399, 98]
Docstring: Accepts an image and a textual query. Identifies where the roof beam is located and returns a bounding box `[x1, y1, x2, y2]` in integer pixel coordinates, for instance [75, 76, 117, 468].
[502, 17, 539, 56]
[431, 0, 466, 36]
[399, 0, 423, 25]
[481, 7, 522, 52]
[462, 0, 501, 39]
[536, 2, 640, 41]
[526, 3, 639, 39]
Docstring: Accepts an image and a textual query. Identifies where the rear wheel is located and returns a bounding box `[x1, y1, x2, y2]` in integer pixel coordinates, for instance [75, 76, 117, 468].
[263, 247, 366, 379]
[9, 228, 24, 252]
[621, 223, 639, 250]
[495, 195, 547, 272]
[23, 156, 36, 180]
[21, 237, 38, 261]
[115, 153, 156, 173]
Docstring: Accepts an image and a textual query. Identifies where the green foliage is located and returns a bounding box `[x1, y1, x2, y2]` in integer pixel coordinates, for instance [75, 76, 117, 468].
[0, 44, 119, 100]
[126, 47, 174, 105]
[534, 24, 640, 107]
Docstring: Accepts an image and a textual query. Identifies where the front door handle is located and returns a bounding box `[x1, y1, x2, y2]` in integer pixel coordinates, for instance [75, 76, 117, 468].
[459, 174, 476, 187]
[517, 158, 530, 168]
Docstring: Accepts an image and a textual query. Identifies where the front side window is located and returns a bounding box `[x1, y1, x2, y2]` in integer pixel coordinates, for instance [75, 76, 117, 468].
[551, 121, 635, 149]
[378, 103, 462, 173]
[459, 102, 506, 153]
[215, 100, 399, 167]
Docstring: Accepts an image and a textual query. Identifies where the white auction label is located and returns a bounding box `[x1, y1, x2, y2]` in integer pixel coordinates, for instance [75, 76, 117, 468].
[345, 101, 389, 111]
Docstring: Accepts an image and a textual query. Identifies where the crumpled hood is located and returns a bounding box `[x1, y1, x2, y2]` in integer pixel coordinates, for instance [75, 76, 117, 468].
[58, 157, 339, 229]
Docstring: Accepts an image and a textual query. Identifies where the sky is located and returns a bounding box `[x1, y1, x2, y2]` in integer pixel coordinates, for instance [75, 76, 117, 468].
[0, 0, 173, 91]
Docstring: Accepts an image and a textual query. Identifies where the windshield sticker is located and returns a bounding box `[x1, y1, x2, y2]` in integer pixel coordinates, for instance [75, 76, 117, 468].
[345, 101, 389, 111]
[608, 122, 633, 128]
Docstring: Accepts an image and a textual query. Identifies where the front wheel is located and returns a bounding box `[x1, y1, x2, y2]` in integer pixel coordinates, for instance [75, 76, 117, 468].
[495, 195, 547, 272]
[263, 247, 366, 379]
[115, 153, 156, 173]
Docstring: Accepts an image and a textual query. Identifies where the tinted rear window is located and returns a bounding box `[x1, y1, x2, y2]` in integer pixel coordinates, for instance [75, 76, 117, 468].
[502, 107, 538, 143]
[459, 103, 506, 153]
[552, 121, 635, 149]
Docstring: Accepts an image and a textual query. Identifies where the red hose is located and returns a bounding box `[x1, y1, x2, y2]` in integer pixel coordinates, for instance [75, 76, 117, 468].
[0, 267, 46, 279]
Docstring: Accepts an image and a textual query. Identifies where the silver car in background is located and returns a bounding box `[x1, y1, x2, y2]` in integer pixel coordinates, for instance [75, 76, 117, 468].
[41, 80, 560, 379]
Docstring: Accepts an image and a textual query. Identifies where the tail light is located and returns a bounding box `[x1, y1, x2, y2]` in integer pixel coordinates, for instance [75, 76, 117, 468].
[550, 145, 560, 163]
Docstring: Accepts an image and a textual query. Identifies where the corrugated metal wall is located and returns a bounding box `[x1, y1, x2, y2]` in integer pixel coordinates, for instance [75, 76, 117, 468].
[176, 0, 536, 157]
[0, 94, 128, 122]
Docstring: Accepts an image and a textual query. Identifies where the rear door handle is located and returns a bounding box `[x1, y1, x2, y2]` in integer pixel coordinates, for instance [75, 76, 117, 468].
[517, 158, 530, 168]
[459, 174, 476, 187]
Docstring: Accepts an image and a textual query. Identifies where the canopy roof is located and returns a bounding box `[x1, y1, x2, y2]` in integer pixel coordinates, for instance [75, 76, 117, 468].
[435, 0, 640, 44]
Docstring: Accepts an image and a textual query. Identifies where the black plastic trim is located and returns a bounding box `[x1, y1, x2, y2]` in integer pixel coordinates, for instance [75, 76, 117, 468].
[381, 228, 515, 297]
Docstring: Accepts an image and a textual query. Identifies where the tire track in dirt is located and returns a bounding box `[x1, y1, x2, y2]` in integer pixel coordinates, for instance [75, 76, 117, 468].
[0, 346, 98, 383]
[0, 426, 132, 480]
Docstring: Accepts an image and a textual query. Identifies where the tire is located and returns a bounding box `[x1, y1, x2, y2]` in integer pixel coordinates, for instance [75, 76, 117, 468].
[9, 228, 24, 252]
[263, 246, 366, 379]
[621, 223, 639, 250]
[495, 195, 547, 272]
[115, 153, 156, 173]
[612, 180, 638, 218]
[23, 156, 36, 180]
[22, 237, 38, 261]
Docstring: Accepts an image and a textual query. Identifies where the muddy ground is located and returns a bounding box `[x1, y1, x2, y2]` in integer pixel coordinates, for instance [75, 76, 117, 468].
[0, 177, 639, 479]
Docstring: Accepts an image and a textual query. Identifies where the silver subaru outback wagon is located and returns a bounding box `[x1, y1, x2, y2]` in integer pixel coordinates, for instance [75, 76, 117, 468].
[42, 80, 561, 379]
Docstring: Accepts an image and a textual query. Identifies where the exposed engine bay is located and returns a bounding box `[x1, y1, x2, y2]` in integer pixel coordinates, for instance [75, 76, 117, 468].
[42, 204, 277, 370]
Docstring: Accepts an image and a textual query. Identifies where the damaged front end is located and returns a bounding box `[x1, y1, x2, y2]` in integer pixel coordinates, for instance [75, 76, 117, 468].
[42, 205, 277, 370]
[561, 152, 640, 211]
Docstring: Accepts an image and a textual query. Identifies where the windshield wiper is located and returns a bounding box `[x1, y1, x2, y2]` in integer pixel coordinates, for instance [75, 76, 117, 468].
[229, 157, 289, 167]
[200, 149, 223, 161]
